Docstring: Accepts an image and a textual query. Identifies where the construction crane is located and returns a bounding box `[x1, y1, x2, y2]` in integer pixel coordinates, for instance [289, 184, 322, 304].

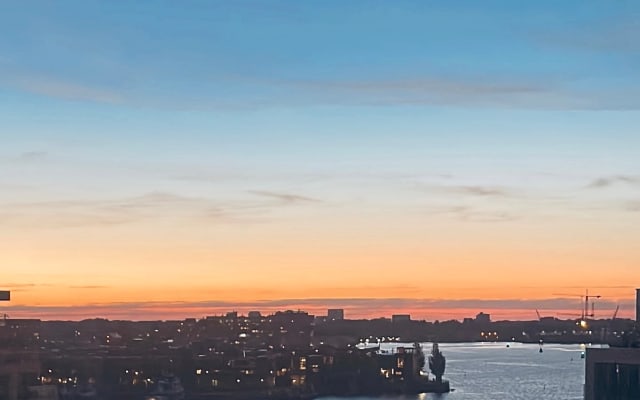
[600, 305, 621, 344]
[534, 309, 553, 320]
[553, 289, 601, 320]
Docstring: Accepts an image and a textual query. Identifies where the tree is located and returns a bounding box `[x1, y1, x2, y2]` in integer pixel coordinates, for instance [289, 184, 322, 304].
[428, 343, 446, 384]
[413, 342, 425, 375]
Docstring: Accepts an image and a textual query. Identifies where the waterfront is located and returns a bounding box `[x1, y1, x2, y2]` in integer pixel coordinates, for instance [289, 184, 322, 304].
[325, 342, 592, 400]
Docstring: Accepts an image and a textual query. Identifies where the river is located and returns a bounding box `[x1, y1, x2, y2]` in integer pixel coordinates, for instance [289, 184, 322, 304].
[321, 342, 594, 400]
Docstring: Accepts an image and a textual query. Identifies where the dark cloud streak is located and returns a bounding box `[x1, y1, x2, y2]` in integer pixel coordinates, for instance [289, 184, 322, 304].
[248, 190, 321, 204]
[587, 175, 639, 188]
[5, 297, 633, 321]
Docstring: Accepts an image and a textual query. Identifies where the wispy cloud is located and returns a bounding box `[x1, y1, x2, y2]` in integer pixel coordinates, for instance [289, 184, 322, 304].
[428, 205, 518, 223]
[249, 73, 640, 110]
[0, 151, 49, 166]
[625, 201, 640, 212]
[587, 175, 640, 188]
[17, 151, 48, 162]
[5, 75, 123, 104]
[538, 17, 640, 55]
[412, 183, 518, 222]
[5, 67, 639, 110]
[0, 190, 327, 229]
[459, 186, 507, 197]
[2, 283, 39, 288]
[68, 285, 110, 290]
[444, 185, 511, 197]
[0, 192, 223, 228]
[2, 282, 53, 292]
[248, 190, 321, 204]
[415, 182, 513, 198]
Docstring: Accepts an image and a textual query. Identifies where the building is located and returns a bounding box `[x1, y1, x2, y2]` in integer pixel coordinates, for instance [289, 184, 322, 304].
[0, 291, 9, 328]
[327, 309, 344, 321]
[269, 311, 315, 349]
[391, 314, 411, 323]
[475, 312, 491, 324]
[636, 288, 640, 323]
[0, 351, 41, 400]
[584, 347, 640, 400]
[248, 311, 262, 321]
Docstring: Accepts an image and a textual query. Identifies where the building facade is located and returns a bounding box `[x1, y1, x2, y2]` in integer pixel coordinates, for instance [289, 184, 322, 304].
[584, 347, 640, 400]
[636, 289, 640, 322]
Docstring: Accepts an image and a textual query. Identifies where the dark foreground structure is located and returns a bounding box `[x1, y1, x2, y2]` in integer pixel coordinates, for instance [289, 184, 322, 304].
[0, 344, 449, 400]
[0, 311, 449, 400]
[584, 317, 640, 400]
[585, 346, 640, 400]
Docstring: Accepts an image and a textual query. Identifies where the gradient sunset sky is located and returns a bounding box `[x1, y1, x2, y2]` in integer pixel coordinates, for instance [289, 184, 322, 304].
[1, 1, 639, 321]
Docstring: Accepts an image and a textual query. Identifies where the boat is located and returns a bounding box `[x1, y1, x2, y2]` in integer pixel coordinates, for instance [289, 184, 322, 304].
[144, 374, 185, 400]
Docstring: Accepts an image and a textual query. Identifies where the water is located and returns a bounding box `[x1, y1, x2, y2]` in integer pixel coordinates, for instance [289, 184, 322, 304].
[322, 342, 592, 400]
[437, 342, 586, 399]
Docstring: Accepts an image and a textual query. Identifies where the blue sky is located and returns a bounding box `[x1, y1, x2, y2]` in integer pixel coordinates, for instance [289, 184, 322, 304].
[2, 0, 639, 110]
[1, 1, 639, 319]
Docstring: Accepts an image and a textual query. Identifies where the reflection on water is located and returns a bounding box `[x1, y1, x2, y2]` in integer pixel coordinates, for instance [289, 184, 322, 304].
[320, 342, 594, 400]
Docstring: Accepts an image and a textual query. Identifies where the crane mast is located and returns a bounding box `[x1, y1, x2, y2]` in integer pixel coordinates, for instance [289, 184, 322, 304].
[552, 289, 602, 322]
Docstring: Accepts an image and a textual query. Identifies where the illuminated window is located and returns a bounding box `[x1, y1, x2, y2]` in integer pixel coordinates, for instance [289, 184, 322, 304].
[299, 357, 307, 370]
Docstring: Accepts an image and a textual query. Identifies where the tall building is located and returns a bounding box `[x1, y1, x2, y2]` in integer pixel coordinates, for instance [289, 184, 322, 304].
[327, 309, 344, 321]
[475, 312, 491, 324]
[636, 288, 640, 323]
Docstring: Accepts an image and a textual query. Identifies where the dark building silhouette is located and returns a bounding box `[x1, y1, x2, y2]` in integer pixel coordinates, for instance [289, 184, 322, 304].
[475, 312, 491, 324]
[636, 288, 640, 323]
[269, 310, 315, 349]
[327, 309, 344, 321]
[248, 311, 262, 321]
[391, 314, 411, 323]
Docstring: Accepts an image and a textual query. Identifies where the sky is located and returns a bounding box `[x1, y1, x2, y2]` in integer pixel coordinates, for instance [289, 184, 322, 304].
[1, 1, 639, 321]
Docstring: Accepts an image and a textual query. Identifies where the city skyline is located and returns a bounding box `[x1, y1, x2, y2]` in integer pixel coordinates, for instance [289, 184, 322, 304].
[1, 1, 639, 320]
